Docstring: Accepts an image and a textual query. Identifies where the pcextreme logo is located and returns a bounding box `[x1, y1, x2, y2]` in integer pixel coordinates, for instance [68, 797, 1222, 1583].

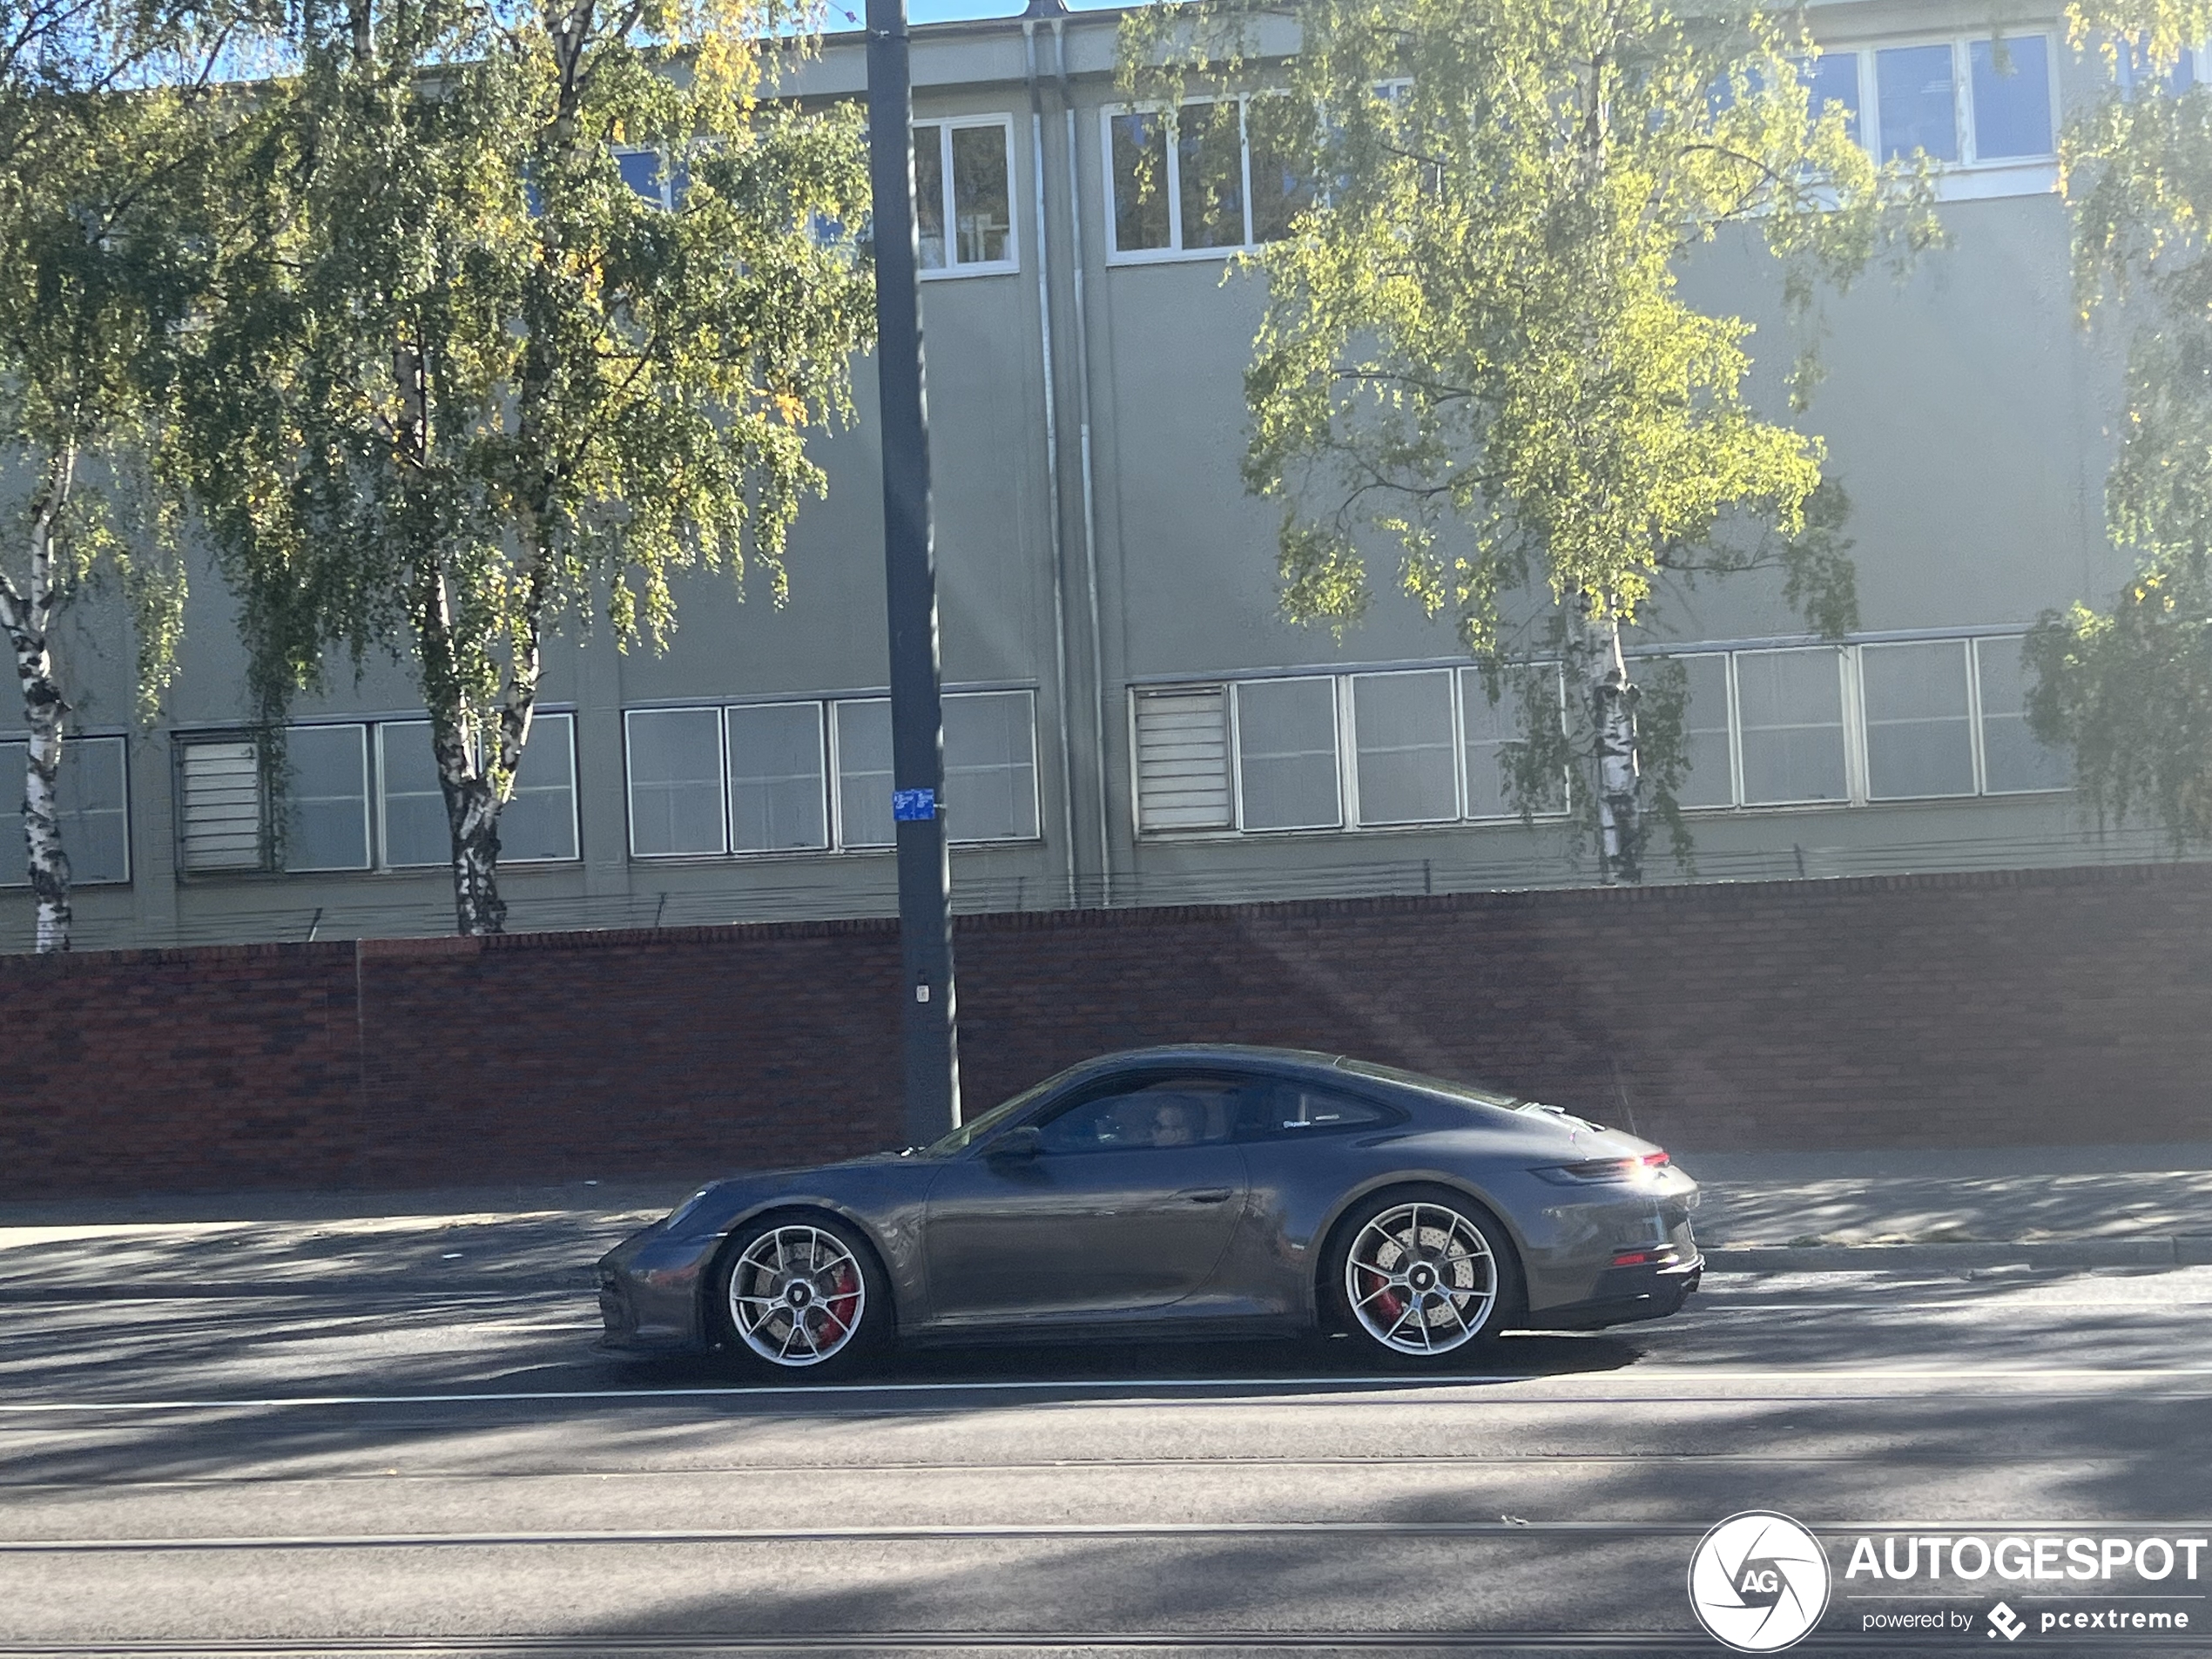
[1688, 1511, 1833, 1653]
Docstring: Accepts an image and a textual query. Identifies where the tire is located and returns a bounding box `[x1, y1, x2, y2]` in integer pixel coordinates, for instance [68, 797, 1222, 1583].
[711, 1211, 891, 1379]
[1324, 1184, 1522, 1366]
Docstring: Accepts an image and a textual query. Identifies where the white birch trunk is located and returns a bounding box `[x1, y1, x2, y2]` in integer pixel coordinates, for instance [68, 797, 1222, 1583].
[0, 449, 76, 951]
[1586, 614, 1643, 886]
[420, 577, 543, 938]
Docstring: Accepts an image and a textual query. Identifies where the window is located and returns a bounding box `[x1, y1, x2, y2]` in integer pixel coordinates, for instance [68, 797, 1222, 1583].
[280, 725, 371, 872]
[1861, 640, 1976, 800]
[726, 702, 828, 853]
[177, 739, 264, 872]
[626, 707, 727, 858]
[1874, 44, 1959, 162]
[616, 147, 668, 206]
[1970, 36, 2054, 159]
[1247, 1081, 1395, 1138]
[1134, 687, 1232, 833]
[1975, 637, 2070, 794]
[1804, 51, 1863, 144]
[1460, 667, 1566, 819]
[1234, 677, 1341, 831]
[1036, 1076, 1246, 1154]
[378, 725, 448, 870]
[1105, 98, 1303, 260]
[1829, 34, 2055, 169]
[943, 690, 1039, 842]
[1736, 648, 1849, 805]
[1672, 655, 1736, 810]
[0, 734, 130, 886]
[1245, 95, 1315, 242]
[1352, 670, 1457, 826]
[913, 118, 1015, 275]
[833, 698, 894, 850]
[631, 691, 1037, 858]
[377, 714, 577, 867]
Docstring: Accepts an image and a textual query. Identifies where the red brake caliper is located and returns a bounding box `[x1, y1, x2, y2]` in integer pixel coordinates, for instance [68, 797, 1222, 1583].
[1360, 1263, 1404, 1324]
[820, 1264, 860, 1343]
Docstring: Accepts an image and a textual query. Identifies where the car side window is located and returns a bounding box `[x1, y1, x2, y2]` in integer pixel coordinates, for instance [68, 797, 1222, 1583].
[1034, 1076, 1246, 1154]
[1244, 1081, 1397, 1140]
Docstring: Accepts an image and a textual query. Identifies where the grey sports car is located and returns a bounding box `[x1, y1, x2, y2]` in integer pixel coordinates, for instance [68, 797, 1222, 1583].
[596, 1044, 1702, 1375]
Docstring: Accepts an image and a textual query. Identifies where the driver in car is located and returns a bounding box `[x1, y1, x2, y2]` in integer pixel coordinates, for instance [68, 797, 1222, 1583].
[1150, 1097, 1199, 1148]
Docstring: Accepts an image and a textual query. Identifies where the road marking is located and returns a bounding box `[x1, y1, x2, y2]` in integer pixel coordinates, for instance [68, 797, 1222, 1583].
[12, 1516, 2212, 1554]
[7, 1366, 2212, 1414]
[0, 1520, 1692, 1551]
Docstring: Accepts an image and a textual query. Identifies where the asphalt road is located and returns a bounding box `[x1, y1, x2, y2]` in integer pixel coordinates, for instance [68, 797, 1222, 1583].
[3, 1212, 2211, 1658]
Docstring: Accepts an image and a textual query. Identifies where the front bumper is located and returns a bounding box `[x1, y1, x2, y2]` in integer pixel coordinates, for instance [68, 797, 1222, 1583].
[1516, 1251, 1703, 1331]
[595, 1222, 719, 1356]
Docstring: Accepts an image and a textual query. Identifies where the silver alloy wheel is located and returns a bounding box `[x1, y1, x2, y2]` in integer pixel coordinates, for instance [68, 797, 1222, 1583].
[1344, 1201, 1497, 1355]
[727, 1224, 868, 1367]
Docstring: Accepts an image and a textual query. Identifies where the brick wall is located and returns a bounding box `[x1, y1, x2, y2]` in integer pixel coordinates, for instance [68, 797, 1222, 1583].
[5, 863, 2209, 1197]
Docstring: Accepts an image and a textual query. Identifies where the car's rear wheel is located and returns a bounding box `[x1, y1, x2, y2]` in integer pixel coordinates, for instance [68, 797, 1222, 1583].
[714, 1212, 888, 1379]
[1326, 1186, 1521, 1364]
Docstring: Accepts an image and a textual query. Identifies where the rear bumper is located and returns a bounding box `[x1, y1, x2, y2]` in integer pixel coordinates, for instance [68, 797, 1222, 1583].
[1515, 1253, 1703, 1332]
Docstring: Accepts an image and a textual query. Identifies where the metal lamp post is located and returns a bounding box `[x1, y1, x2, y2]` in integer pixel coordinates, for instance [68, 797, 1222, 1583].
[864, 0, 961, 1144]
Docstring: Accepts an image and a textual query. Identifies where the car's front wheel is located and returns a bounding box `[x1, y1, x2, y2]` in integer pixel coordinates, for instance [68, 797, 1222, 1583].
[714, 1212, 889, 1379]
[1326, 1186, 1521, 1364]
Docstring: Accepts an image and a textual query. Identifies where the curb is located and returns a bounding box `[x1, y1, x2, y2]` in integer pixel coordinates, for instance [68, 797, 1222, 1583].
[1707, 1237, 2212, 1272]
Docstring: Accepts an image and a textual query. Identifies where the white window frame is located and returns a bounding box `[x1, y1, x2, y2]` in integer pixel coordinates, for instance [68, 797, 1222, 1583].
[1458, 664, 1572, 824]
[0, 732, 132, 887]
[913, 114, 1020, 279]
[936, 687, 1043, 845]
[1229, 675, 1344, 832]
[1103, 96, 1266, 265]
[1824, 30, 2060, 199]
[363, 713, 582, 871]
[1347, 667, 1460, 828]
[275, 722, 373, 873]
[1971, 634, 2071, 797]
[624, 690, 1041, 860]
[1665, 651, 1741, 814]
[724, 698, 832, 854]
[624, 705, 731, 860]
[1854, 638, 1979, 804]
[1130, 685, 1235, 836]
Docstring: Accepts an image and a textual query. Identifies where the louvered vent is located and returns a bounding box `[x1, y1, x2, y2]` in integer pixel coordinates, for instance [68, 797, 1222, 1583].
[179, 741, 265, 872]
[1134, 687, 1231, 832]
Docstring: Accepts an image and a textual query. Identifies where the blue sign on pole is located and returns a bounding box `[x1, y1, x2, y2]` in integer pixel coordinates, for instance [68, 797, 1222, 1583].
[892, 787, 938, 822]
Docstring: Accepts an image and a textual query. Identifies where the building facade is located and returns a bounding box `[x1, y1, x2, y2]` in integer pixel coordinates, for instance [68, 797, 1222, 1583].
[0, 0, 2167, 952]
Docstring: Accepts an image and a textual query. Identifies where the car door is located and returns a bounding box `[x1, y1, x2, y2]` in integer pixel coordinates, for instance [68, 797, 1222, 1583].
[921, 1072, 1254, 1325]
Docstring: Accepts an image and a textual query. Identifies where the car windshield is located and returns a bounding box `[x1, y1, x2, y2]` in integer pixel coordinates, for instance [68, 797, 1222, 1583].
[917, 1069, 1070, 1157]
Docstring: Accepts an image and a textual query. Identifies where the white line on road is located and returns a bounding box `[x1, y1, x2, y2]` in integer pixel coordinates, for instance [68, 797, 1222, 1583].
[7, 1366, 2212, 1414]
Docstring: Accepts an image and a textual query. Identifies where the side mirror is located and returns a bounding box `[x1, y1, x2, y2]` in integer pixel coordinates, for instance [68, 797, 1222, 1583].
[986, 1125, 1042, 1162]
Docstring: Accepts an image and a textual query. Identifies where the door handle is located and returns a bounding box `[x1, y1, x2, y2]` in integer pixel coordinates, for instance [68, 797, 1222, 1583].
[1174, 1188, 1234, 1204]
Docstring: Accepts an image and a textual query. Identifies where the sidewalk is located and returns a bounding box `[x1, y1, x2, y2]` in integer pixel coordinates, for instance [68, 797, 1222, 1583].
[1683, 1143, 2212, 1270]
[0, 1145, 2207, 1288]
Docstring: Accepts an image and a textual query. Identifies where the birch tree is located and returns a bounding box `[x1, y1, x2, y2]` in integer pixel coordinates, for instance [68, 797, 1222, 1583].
[2026, 2, 2212, 845]
[1120, 0, 1934, 880]
[0, 3, 245, 950]
[180, 0, 871, 934]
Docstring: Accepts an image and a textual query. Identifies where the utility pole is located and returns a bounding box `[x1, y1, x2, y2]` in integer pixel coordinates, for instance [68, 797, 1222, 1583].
[865, 0, 961, 1144]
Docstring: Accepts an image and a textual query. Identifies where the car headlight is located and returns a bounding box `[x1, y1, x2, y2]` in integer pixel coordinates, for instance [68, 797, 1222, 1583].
[1530, 1151, 1670, 1186]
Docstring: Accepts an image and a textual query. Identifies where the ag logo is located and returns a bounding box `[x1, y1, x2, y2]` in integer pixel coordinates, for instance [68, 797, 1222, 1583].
[1687, 1511, 1831, 1652]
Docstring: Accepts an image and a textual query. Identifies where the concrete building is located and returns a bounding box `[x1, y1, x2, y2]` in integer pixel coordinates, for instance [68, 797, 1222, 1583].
[0, 0, 2165, 951]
